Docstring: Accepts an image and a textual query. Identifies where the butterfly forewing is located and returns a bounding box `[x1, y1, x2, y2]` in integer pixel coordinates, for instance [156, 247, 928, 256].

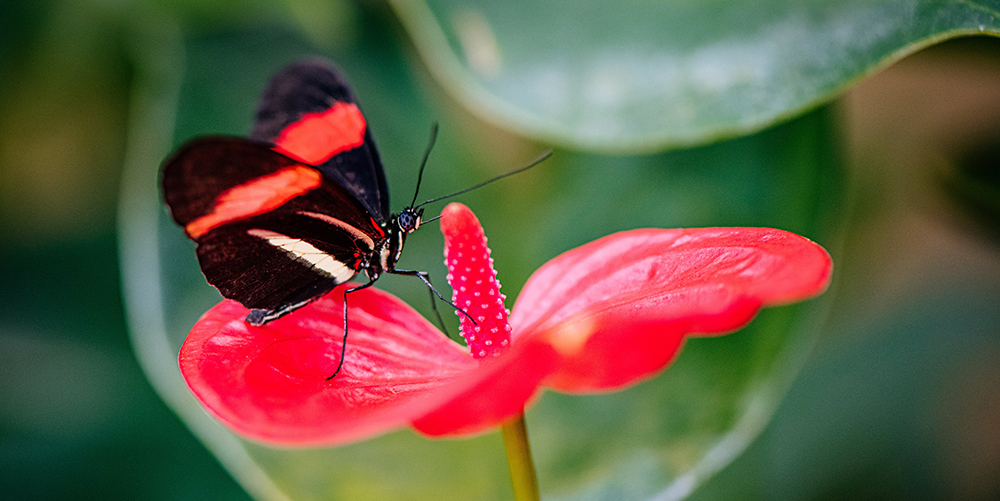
[249, 59, 390, 223]
[162, 138, 313, 233]
[162, 137, 386, 313]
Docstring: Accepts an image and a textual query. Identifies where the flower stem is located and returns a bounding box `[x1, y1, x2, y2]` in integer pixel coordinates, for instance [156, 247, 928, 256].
[501, 412, 540, 501]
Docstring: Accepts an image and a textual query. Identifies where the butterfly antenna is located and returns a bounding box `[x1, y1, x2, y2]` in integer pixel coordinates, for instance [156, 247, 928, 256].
[409, 122, 439, 209]
[415, 149, 552, 209]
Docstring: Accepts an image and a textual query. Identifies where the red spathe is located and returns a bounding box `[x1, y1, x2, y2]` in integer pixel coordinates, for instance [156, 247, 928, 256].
[179, 203, 832, 446]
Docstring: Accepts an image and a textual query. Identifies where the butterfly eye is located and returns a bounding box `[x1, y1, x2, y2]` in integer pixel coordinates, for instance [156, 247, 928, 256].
[398, 209, 421, 233]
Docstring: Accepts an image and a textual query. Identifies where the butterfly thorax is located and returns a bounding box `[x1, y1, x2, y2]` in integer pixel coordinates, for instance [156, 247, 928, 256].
[372, 207, 423, 279]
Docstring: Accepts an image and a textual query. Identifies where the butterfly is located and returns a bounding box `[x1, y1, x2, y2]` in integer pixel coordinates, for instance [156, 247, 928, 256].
[161, 58, 548, 377]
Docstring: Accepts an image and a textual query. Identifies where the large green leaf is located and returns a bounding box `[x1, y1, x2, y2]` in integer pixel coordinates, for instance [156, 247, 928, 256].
[388, 0, 1000, 151]
[119, 8, 844, 499]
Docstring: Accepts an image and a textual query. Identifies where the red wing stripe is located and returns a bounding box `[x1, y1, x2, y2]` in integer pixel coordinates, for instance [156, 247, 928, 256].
[369, 216, 385, 238]
[186, 166, 322, 238]
[272, 102, 366, 165]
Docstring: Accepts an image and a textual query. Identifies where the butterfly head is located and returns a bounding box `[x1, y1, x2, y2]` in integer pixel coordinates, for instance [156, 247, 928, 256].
[397, 207, 424, 234]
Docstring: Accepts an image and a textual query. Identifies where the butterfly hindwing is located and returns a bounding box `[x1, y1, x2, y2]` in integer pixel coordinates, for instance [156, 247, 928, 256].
[195, 219, 354, 311]
[249, 58, 391, 224]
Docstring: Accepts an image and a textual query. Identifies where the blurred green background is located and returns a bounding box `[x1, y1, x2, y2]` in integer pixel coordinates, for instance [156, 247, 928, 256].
[2, 0, 999, 500]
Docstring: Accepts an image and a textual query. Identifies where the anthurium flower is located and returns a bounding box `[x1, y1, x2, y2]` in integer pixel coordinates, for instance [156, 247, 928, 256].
[179, 203, 832, 446]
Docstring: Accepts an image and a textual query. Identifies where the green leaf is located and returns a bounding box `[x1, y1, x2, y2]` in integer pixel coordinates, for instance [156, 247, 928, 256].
[119, 8, 845, 501]
[388, 0, 1000, 152]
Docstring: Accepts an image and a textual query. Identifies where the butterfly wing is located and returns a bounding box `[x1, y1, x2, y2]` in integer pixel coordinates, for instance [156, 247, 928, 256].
[249, 58, 391, 224]
[162, 137, 386, 317]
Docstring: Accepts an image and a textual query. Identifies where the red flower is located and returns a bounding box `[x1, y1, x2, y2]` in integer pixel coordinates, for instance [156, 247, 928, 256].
[179, 203, 832, 446]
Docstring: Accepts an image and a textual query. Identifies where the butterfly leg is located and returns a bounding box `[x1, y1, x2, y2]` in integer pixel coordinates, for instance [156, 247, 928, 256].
[389, 269, 476, 337]
[326, 279, 377, 380]
[389, 269, 450, 338]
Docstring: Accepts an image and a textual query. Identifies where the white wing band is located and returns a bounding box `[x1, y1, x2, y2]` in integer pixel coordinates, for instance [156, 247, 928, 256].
[247, 229, 356, 283]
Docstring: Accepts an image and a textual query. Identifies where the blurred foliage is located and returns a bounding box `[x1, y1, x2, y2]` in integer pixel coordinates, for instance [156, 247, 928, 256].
[692, 39, 1000, 500]
[0, 1, 250, 500]
[1, 0, 999, 500]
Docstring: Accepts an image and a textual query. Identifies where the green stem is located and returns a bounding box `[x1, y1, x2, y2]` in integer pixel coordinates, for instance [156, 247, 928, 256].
[501, 412, 540, 501]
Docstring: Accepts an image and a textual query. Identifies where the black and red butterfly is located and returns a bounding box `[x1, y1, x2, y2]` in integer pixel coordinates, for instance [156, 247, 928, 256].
[162, 58, 449, 325]
[162, 59, 547, 376]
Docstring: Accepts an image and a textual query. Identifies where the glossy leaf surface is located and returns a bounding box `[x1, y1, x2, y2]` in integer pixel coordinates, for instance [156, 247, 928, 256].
[390, 0, 1000, 151]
